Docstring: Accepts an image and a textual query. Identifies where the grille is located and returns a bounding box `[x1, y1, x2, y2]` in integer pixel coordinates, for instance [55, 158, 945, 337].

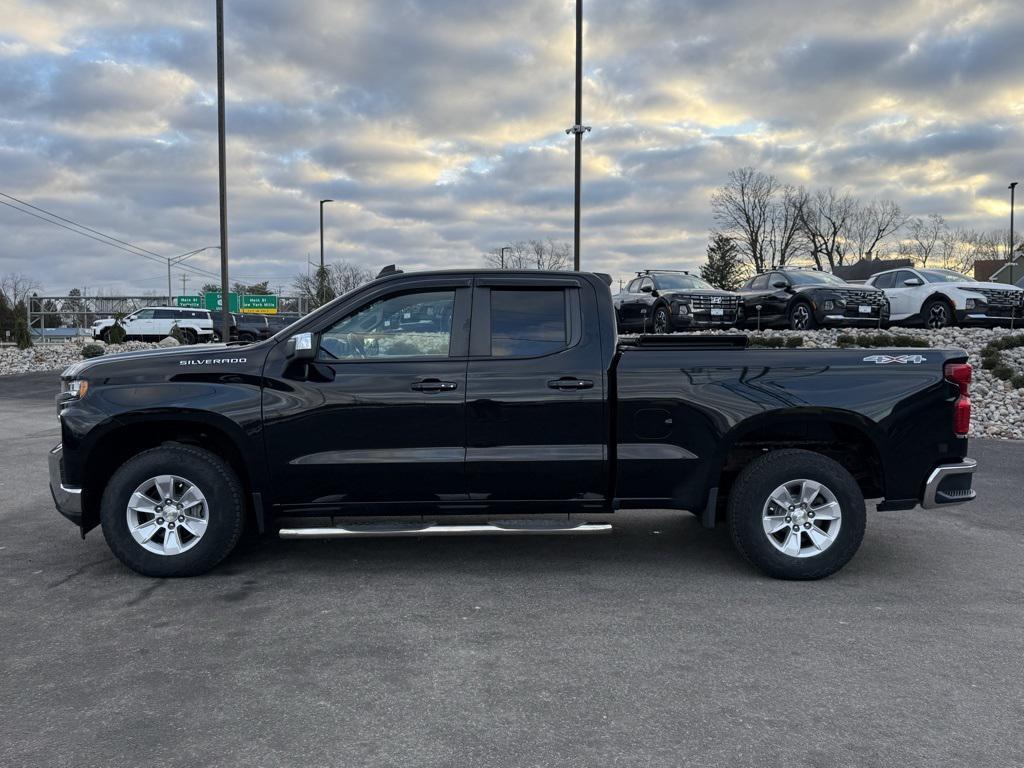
[975, 288, 1023, 307]
[837, 289, 886, 306]
[689, 295, 742, 311]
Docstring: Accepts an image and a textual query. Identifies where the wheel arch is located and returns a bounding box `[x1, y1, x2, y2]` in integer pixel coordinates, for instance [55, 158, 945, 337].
[705, 408, 886, 521]
[78, 411, 262, 534]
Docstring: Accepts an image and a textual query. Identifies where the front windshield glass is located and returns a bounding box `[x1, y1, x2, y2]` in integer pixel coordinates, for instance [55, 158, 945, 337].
[653, 273, 715, 290]
[786, 271, 848, 286]
[919, 269, 973, 283]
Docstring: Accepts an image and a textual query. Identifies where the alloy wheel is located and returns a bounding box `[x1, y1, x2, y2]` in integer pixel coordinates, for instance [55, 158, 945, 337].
[126, 474, 209, 556]
[927, 303, 949, 329]
[654, 308, 670, 333]
[791, 305, 811, 330]
[761, 478, 842, 558]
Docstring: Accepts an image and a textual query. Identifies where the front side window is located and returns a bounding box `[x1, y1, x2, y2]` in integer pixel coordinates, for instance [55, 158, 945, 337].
[132, 309, 156, 320]
[749, 275, 769, 290]
[319, 290, 455, 360]
[871, 272, 896, 289]
[490, 289, 567, 357]
[625, 278, 640, 294]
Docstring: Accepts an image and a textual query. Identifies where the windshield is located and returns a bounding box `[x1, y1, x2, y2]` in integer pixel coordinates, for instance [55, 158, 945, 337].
[919, 269, 974, 283]
[653, 273, 715, 290]
[786, 271, 848, 286]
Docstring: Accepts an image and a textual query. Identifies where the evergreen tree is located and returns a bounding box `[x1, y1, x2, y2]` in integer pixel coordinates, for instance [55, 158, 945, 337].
[700, 234, 745, 291]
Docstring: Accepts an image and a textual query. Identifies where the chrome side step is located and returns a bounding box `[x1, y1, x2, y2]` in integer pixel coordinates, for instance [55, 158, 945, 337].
[278, 521, 613, 539]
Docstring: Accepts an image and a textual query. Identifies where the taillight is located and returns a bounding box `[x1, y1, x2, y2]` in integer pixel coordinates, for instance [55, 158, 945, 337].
[945, 362, 972, 437]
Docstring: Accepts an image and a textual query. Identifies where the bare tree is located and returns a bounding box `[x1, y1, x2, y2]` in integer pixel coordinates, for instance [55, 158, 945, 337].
[484, 240, 570, 270]
[906, 214, 945, 267]
[0, 273, 40, 308]
[711, 167, 779, 272]
[764, 186, 807, 268]
[798, 188, 857, 269]
[848, 199, 904, 260]
[292, 260, 374, 309]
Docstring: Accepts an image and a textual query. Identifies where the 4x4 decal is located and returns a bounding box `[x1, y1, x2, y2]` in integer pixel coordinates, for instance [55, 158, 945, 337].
[862, 354, 928, 364]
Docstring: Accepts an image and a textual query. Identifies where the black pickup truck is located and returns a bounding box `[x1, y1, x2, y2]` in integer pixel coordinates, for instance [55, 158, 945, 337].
[49, 269, 977, 579]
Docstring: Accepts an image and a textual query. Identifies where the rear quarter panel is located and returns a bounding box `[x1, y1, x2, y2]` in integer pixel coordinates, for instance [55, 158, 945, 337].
[614, 347, 968, 508]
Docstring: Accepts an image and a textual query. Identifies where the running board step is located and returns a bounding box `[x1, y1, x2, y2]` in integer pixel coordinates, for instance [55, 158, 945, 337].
[278, 521, 613, 539]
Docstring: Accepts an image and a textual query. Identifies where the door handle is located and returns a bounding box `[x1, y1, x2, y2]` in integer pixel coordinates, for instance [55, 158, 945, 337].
[547, 377, 594, 391]
[411, 379, 458, 393]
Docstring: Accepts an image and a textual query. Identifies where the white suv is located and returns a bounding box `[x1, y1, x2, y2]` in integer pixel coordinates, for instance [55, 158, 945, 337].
[92, 307, 215, 344]
[866, 267, 1024, 329]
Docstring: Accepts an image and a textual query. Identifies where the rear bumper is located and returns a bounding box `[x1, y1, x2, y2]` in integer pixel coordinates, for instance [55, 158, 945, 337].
[921, 458, 977, 509]
[48, 444, 83, 526]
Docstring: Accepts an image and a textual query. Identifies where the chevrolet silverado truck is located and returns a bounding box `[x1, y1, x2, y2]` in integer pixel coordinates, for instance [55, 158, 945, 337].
[49, 269, 977, 580]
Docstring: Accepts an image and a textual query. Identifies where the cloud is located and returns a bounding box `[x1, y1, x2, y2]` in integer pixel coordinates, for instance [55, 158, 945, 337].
[0, 0, 1021, 294]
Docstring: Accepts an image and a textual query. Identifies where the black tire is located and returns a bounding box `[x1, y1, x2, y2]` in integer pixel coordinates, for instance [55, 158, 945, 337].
[182, 328, 198, 345]
[727, 449, 866, 580]
[100, 444, 245, 577]
[99, 329, 110, 343]
[922, 297, 953, 329]
[788, 301, 817, 330]
[653, 305, 672, 334]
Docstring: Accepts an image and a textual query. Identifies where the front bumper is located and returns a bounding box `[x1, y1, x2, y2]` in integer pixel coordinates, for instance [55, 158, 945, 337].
[48, 444, 83, 526]
[921, 458, 977, 509]
[670, 312, 743, 330]
[819, 307, 889, 327]
[955, 308, 1023, 326]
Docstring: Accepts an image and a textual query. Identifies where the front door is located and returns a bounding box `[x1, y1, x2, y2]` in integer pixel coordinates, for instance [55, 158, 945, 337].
[262, 279, 472, 511]
[465, 277, 607, 508]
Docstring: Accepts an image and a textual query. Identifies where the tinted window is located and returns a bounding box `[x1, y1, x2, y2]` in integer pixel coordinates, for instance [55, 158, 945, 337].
[749, 275, 769, 290]
[871, 272, 896, 289]
[319, 290, 455, 360]
[786, 271, 848, 286]
[653, 273, 715, 290]
[132, 309, 156, 320]
[490, 289, 567, 357]
[625, 278, 639, 293]
[639, 277, 654, 292]
[894, 271, 920, 286]
[154, 309, 177, 320]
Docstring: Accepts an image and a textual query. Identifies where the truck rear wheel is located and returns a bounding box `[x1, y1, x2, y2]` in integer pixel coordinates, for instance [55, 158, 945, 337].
[727, 449, 865, 580]
[99, 445, 244, 577]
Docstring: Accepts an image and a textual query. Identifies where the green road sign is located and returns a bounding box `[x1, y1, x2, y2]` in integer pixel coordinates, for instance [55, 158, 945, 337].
[241, 295, 278, 314]
[175, 295, 202, 308]
[203, 292, 240, 313]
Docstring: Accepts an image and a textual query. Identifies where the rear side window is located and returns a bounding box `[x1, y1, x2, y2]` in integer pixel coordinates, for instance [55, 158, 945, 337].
[154, 309, 177, 320]
[490, 289, 567, 357]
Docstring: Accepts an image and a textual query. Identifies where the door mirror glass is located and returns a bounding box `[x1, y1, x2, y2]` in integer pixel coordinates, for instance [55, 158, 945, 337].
[772, 280, 788, 289]
[287, 332, 316, 360]
[903, 278, 923, 286]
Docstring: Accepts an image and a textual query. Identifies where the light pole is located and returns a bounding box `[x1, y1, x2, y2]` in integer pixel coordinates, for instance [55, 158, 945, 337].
[215, 0, 231, 343]
[565, 0, 590, 272]
[1010, 182, 1018, 264]
[166, 246, 218, 305]
[500, 246, 512, 269]
[319, 199, 334, 305]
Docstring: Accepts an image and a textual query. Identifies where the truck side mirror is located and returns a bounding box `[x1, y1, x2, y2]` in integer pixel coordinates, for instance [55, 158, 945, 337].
[903, 278, 923, 286]
[772, 280, 788, 289]
[640, 285, 653, 294]
[286, 332, 316, 360]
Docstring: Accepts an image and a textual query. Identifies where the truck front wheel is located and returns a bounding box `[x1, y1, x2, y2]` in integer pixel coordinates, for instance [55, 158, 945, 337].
[99, 445, 245, 577]
[726, 449, 866, 580]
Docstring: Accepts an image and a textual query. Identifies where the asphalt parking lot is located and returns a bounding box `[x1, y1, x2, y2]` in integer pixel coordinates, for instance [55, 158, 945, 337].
[1, 372, 1022, 768]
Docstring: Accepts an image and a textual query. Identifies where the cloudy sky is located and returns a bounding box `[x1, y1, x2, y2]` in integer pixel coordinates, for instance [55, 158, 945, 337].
[1, 0, 1022, 295]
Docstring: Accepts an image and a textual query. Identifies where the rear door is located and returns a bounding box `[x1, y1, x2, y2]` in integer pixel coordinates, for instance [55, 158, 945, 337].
[465, 276, 607, 508]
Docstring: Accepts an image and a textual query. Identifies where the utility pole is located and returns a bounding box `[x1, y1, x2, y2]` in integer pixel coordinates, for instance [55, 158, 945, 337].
[500, 246, 512, 269]
[181, 274, 189, 296]
[319, 199, 334, 305]
[565, 0, 590, 272]
[216, 0, 231, 342]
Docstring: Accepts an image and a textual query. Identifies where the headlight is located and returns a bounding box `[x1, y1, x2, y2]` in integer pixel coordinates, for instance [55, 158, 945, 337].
[965, 298, 987, 309]
[823, 300, 834, 311]
[677, 302, 690, 315]
[62, 379, 89, 399]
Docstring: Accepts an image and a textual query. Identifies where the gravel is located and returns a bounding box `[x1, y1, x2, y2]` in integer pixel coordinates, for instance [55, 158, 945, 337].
[3, 327, 1021, 439]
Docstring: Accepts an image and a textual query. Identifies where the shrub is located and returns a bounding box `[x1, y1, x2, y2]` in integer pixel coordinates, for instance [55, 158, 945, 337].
[107, 321, 126, 344]
[14, 317, 32, 349]
[836, 334, 856, 347]
[1011, 374, 1024, 389]
[890, 334, 929, 348]
[981, 356, 998, 370]
[81, 343, 104, 359]
[992, 365, 1014, 381]
[785, 336, 803, 348]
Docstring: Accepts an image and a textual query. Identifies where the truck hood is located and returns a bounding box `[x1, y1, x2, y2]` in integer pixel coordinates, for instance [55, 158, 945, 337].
[952, 281, 1023, 293]
[61, 343, 263, 380]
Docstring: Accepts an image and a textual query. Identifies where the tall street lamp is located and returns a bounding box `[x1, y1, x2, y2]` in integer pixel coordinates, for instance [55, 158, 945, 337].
[319, 199, 334, 305]
[1010, 182, 1018, 264]
[565, 0, 590, 272]
[215, 0, 231, 343]
[166, 246, 218, 304]
[500, 246, 512, 269]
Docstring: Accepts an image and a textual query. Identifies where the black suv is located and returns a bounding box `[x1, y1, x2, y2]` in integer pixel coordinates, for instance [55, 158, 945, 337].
[737, 268, 890, 330]
[614, 270, 743, 333]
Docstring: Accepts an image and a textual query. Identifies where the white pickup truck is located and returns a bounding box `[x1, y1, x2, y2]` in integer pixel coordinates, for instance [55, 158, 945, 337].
[92, 307, 215, 344]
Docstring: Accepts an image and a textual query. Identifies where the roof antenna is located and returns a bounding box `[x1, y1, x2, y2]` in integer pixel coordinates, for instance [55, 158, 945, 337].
[376, 264, 403, 279]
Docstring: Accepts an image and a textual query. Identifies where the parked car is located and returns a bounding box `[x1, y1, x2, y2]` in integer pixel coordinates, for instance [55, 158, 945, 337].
[865, 267, 1024, 329]
[614, 270, 743, 333]
[737, 268, 889, 330]
[209, 311, 241, 342]
[236, 314, 273, 342]
[91, 307, 214, 344]
[51, 268, 975, 580]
